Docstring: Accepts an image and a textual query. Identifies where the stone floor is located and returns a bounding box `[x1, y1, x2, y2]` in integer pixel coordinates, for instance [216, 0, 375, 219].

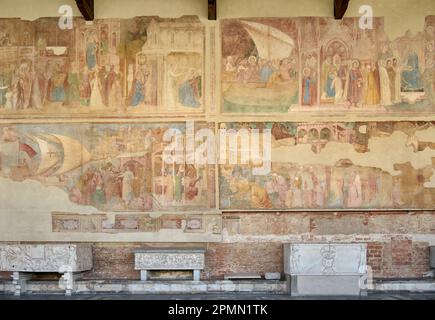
[1, 293, 435, 300]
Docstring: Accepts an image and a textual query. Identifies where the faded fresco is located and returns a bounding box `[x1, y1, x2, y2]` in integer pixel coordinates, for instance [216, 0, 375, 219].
[0, 122, 215, 212]
[1, 13, 435, 241]
[219, 121, 435, 210]
[0, 16, 204, 116]
[221, 16, 435, 114]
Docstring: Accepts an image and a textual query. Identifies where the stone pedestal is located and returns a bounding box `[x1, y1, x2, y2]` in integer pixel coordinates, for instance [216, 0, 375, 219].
[134, 247, 205, 282]
[284, 243, 367, 296]
[0, 244, 93, 296]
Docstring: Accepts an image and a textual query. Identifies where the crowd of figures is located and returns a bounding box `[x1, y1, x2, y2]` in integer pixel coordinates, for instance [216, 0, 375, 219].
[221, 18, 435, 111]
[224, 55, 298, 86]
[220, 164, 396, 209]
[0, 59, 126, 111]
[0, 56, 202, 112]
[221, 47, 434, 109]
[64, 162, 204, 211]
[66, 163, 152, 211]
[313, 50, 432, 108]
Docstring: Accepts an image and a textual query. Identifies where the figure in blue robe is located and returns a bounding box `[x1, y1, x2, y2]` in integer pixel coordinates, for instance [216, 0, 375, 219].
[303, 78, 312, 104]
[302, 72, 316, 106]
[51, 86, 65, 101]
[402, 52, 422, 90]
[325, 73, 335, 97]
[260, 63, 274, 83]
[179, 78, 200, 107]
[86, 42, 97, 70]
[130, 80, 145, 106]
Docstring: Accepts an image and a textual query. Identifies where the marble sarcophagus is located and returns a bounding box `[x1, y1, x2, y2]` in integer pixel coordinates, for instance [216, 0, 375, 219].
[0, 244, 93, 296]
[283, 243, 368, 296]
[134, 247, 206, 281]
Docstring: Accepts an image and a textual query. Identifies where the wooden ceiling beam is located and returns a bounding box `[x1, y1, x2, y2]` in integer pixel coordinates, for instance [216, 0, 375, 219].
[334, 0, 350, 19]
[208, 0, 217, 20]
[75, 0, 94, 21]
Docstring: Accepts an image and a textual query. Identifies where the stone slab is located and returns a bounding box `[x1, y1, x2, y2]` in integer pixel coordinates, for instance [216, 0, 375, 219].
[289, 275, 364, 296]
[134, 249, 205, 270]
[1, 279, 435, 295]
[265, 272, 281, 280]
[284, 243, 367, 276]
[224, 273, 262, 280]
[0, 244, 93, 272]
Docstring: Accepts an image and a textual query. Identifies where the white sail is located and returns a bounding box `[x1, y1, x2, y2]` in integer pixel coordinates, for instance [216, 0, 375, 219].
[241, 20, 295, 60]
[49, 134, 92, 176]
[32, 136, 60, 175]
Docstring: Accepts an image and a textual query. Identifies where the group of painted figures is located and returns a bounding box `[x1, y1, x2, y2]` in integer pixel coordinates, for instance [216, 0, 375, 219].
[225, 55, 298, 86]
[313, 50, 431, 108]
[0, 59, 125, 111]
[66, 162, 203, 211]
[0, 34, 203, 112]
[221, 164, 394, 209]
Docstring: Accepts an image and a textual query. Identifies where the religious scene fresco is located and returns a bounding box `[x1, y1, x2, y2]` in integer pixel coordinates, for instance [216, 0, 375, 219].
[221, 16, 435, 113]
[0, 16, 204, 116]
[1, 13, 435, 241]
[0, 122, 215, 212]
[219, 121, 435, 210]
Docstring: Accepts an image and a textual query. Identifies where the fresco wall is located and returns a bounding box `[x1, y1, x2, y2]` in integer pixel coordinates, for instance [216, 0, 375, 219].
[0, 13, 434, 242]
[221, 16, 435, 114]
[0, 16, 205, 117]
[219, 121, 435, 210]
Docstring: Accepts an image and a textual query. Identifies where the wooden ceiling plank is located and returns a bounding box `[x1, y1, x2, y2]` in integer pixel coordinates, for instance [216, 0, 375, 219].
[334, 0, 350, 20]
[75, 0, 94, 21]
[208, 0, 217, 20]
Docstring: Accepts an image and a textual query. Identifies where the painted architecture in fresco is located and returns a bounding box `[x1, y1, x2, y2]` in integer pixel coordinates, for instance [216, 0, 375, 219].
[221, 17, 435, 113]
[0, 122, 216, 212]
[0, 16, 204, 115]
[219, 121, 435, 210]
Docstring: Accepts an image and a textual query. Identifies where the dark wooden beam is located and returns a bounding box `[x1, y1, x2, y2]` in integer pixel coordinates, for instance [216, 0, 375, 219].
[334, 0, 350, 19]
[208, 0, 217, 20]
[75, 0, 94, 21]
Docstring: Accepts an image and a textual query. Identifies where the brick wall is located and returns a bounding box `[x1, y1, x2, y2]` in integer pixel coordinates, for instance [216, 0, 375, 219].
[0, 211, 433, 281]
[84, 244, 142, 280]
[369, 237, 430, 278]
[204, 242, 283, 279]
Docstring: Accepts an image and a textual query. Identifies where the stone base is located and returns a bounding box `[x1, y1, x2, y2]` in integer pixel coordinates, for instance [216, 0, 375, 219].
[288, 275, 364, 296]
[10, 271, 86, 296]
[373, 280, 435, 292]
[0, 280, 286, 295]
[1, 279, 434, 295]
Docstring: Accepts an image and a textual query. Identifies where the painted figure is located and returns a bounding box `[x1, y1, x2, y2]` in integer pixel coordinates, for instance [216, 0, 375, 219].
[346, 171, 362, 207]
[130, 71, 147, 107]
[179, 69, 201, 107]
[347, 61, 363, 107]
[302, 67, 316, 106]
[89, 72, 104, 108]
[363, 62, 380, 106]
[86, 37, 98, 70]
[379, 60, 392, 106]
[120, 166, 135, 206]
[401, 50, 422, 90]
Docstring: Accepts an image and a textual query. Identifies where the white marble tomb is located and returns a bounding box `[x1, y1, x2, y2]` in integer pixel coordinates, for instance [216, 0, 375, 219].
[134, 247, 205, 281]
[0, 244, 93, 296]
[283, 243, 368, 296]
